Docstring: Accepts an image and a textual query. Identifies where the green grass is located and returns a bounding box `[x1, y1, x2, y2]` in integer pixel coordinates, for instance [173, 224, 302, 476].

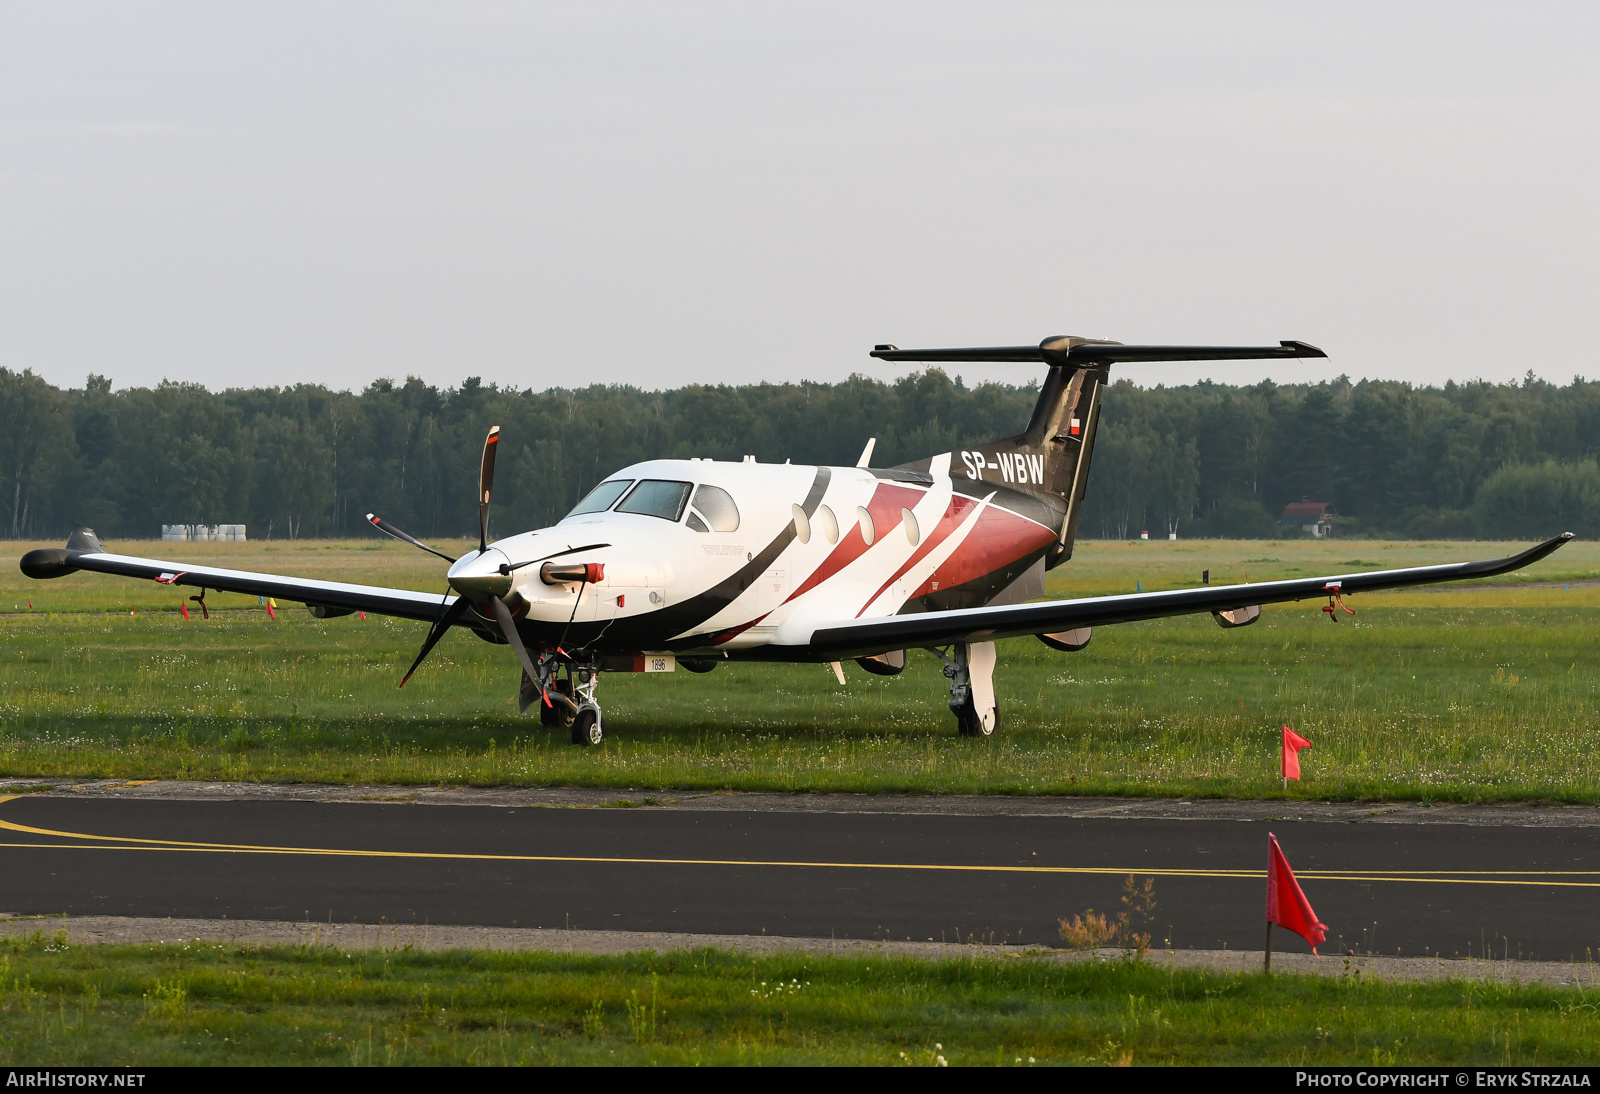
[0, 930, 1595, 1065]
[2, 538, 1598, 800]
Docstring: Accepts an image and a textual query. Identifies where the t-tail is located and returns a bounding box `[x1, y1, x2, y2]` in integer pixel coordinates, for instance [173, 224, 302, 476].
[872, 335, 1326, 566]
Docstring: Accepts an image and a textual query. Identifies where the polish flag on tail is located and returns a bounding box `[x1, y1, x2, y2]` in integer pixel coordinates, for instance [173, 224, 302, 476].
[1282, 725, 1311, 781]
[1267, 833, 1327, 954]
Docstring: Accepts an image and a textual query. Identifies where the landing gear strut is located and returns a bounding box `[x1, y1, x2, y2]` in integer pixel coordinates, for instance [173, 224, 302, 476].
[568, 666, 604, 746]
[932, 641, 1000, 737]
[533, 676, 575, 729]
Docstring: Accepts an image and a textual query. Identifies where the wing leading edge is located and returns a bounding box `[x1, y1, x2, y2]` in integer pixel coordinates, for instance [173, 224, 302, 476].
[21, 530, 454, 624]
[804, 534, 1574, 659]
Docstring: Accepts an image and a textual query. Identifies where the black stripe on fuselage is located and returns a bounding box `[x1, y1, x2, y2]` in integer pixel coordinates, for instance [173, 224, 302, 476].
[948, 477, 1065, 529]
[891, 454, 1066, 530]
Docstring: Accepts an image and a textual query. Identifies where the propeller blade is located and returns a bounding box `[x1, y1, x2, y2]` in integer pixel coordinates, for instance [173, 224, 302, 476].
[368, 513, 458, 564]
[490, 594, 575, 713]
[489, 593, 538, 685]
[478, 426, 500, 554]
[399, 595, 471, 687]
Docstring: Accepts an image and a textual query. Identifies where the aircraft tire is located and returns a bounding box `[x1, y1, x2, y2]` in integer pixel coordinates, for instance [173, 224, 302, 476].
[955, 693, 998, 737]
[541, 681, 577, 729]
[571, 707, 603, 746]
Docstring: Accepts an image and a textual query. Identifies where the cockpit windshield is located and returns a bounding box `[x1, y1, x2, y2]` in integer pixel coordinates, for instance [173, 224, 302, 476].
[615, 479, 693, 521]
[567, 479, 633, 517]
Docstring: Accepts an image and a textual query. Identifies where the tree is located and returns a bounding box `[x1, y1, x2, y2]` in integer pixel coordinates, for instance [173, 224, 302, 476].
[1472, 460, 1600, 539]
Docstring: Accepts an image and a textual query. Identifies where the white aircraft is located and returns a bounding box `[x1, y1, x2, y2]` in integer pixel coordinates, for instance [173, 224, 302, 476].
[21, 336, 1571, 745]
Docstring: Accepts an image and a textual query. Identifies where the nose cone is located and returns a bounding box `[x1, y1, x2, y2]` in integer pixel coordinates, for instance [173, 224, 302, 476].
[447, 548, 512, 601]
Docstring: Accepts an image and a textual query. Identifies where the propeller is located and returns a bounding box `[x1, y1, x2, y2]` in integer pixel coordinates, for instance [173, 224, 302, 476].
[373, 424, 579, 716]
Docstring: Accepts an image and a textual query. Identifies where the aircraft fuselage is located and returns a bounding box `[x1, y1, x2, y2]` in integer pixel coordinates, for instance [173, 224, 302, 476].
[449, 453, 1063, 660]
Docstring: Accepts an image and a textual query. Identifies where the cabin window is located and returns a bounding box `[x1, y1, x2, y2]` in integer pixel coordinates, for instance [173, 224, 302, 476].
[857, 506, 876, 546]
[568, 479, 633, 516]
[616, 479, 693, 521]
[816, 504, 839, 545]
[689, 484, 740, 532]
[791, 504, 811, 544]
[902, 508, 920, 546]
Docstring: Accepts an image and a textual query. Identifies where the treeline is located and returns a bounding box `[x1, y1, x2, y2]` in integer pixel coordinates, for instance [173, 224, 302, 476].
[4, 368, 1599, 541]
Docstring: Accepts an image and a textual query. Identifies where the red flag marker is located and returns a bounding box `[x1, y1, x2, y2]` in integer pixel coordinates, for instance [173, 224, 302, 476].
[180, 601, 189, 620]
[26, 601, 32, 610]
[359, 612, 366, 621]
[265, 598, 277, 621]
[1282, 725, 1311, 786]
[1266, 832, 1327, 970]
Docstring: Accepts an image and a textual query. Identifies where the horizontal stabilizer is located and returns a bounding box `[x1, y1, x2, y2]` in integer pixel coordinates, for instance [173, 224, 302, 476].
[871, 337, 1326, 367]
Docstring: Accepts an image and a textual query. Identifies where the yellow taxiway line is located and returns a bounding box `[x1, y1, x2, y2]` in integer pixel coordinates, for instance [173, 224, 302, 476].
[1, 800, 1597, 889]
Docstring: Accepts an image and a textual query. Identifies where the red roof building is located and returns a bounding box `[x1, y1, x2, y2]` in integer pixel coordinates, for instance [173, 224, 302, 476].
[1280, 500, 1337, 537]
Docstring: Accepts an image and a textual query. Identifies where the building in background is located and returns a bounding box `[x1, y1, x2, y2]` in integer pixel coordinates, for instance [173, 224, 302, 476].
[161, 525, 247, 542]
[1279, 501, 1336, 538]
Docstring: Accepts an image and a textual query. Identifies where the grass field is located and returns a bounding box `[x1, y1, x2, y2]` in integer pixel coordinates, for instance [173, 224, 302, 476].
[0, 930, 1595, 1066]
[1, 536, 1597, 800]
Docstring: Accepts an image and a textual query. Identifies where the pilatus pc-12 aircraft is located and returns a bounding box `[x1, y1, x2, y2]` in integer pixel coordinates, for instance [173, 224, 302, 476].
[21, 335, 1572, 745]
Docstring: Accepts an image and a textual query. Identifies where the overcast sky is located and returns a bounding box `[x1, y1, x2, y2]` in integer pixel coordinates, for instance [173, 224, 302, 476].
[3, 2, 1596, 394]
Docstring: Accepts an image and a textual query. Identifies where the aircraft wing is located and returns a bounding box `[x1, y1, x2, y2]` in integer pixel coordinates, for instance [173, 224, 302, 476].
[20, 531, 454, 624]
[804, 533, 1574, 658]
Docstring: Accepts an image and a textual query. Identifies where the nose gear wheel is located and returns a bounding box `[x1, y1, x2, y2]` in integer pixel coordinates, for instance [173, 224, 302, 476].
[572, 706, 603, 746]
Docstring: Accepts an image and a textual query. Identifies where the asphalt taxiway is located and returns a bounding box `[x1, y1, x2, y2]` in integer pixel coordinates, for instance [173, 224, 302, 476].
[1, 785, 1596, 961]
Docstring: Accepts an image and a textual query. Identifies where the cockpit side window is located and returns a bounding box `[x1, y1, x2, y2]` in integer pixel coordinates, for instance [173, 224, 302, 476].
[567, 479, 633, 517]
[688, 484, 740, 532]
[615, 479, 693, 521]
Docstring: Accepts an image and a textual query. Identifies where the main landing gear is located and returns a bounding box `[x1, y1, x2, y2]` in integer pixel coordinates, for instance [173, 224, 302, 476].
[932, 641, 1000, 737]
[524, 653, 605, 746]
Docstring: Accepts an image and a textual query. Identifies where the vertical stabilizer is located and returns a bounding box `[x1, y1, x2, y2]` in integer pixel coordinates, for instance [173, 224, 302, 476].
[874, 335, 1324, 567]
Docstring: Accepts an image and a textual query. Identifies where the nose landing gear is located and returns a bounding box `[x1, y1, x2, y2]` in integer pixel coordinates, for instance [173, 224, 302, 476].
[522, 653, 604, 745]
[932, 641, 1000, 737]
